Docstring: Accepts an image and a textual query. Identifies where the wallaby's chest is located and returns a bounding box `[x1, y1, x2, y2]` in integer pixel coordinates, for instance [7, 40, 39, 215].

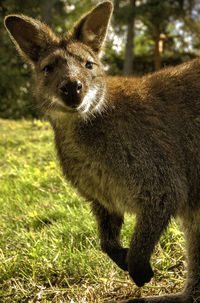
[53, 126, 139, 215]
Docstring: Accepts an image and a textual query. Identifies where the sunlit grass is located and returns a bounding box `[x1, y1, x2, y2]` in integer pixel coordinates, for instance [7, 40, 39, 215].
[0, 119, 185, 302]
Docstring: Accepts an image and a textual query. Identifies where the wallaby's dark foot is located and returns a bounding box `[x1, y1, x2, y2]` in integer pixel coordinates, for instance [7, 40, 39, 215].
[103, 247, 129, 271]
[106, 293, 194, 303]
[128, 260, 154, 287]
[113, 247, 129, 271]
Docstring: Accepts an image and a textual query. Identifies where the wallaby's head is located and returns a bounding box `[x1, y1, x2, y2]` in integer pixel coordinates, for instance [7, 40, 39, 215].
[4, 1, 113, 118]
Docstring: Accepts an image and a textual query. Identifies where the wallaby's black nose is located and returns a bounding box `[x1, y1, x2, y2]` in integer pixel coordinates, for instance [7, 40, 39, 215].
[76, 80, 83, 92]
[60, 80, 82, 94]
[60, 79, 83, 108]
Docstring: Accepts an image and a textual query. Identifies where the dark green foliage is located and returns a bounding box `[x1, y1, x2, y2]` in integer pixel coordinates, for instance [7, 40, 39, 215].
[103, 43, 124, 75]
[0, 16, 34, 119]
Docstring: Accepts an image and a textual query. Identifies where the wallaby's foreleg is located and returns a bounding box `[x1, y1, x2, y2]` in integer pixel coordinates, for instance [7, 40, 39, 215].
[128, 195, 173, 287]
[91, 200, 128, 271]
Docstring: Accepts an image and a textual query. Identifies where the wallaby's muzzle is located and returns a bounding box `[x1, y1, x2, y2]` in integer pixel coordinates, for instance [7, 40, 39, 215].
[59, 79, 83, 108]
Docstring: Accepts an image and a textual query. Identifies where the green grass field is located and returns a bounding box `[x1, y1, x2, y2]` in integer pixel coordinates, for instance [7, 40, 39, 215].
[0, 119, 186, 302]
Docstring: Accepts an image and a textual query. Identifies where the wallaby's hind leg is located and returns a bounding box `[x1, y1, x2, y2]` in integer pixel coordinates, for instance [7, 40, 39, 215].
[91, 200, 128, 271]
[183, 221, 200, 302]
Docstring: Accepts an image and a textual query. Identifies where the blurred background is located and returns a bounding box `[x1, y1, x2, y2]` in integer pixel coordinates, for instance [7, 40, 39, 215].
[1, 0, 200, 119]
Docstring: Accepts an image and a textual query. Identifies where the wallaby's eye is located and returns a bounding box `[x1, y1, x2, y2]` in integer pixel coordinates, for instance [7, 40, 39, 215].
[85, 61, 93, 70]
[43, 65, 53, 77]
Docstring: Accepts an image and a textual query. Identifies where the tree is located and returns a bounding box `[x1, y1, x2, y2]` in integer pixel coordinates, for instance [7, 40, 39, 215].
[123, 0, 136, 76]
[113, 0, 136, 76]
[138, 0, 185, 71]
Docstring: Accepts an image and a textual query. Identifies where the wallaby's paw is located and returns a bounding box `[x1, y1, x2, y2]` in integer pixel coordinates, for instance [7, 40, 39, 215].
[115, 247, 129, 271]
[108, 247, 129, 271]
[128, 260, 154, 287]
[102, 244, 129, 271]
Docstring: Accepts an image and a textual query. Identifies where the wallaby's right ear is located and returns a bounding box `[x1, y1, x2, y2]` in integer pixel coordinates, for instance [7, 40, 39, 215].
[4, 15, 58, 64]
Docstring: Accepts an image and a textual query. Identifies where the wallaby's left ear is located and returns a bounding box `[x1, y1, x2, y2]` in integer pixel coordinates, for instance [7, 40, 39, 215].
[72, 1, 113, 53]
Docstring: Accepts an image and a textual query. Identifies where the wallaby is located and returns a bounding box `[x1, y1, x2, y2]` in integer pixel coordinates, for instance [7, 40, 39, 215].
[4, 1, 200, 302]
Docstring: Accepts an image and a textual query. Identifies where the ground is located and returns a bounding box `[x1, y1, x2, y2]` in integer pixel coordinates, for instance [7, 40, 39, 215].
[0, 119, 186, 302]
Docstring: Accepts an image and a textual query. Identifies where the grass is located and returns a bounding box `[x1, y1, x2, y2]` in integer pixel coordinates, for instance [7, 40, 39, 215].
[0, 118, 186, 303]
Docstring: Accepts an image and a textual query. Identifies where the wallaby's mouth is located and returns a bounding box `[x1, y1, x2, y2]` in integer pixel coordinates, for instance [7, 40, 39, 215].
[60, 92, 82, 109]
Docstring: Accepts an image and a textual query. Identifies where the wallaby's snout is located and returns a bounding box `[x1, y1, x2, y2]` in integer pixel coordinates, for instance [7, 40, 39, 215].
[59, 78, 83, 108]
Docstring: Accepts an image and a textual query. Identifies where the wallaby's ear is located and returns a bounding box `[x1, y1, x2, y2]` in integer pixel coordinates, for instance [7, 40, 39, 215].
[71, 1, 113, 53]
[4, 15, 58, 63]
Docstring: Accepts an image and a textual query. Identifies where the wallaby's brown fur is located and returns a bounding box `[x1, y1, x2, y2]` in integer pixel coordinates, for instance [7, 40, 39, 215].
[4, 2, 200, 302]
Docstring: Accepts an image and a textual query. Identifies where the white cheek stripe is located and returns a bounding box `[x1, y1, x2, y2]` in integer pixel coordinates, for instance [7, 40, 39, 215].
[78, 87, 98, 113]
[94, 89, 106, 113]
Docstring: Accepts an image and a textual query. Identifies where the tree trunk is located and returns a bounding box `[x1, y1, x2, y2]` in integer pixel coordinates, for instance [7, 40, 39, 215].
[123, 0, 135, 76]
[154, 32, 161, 71]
